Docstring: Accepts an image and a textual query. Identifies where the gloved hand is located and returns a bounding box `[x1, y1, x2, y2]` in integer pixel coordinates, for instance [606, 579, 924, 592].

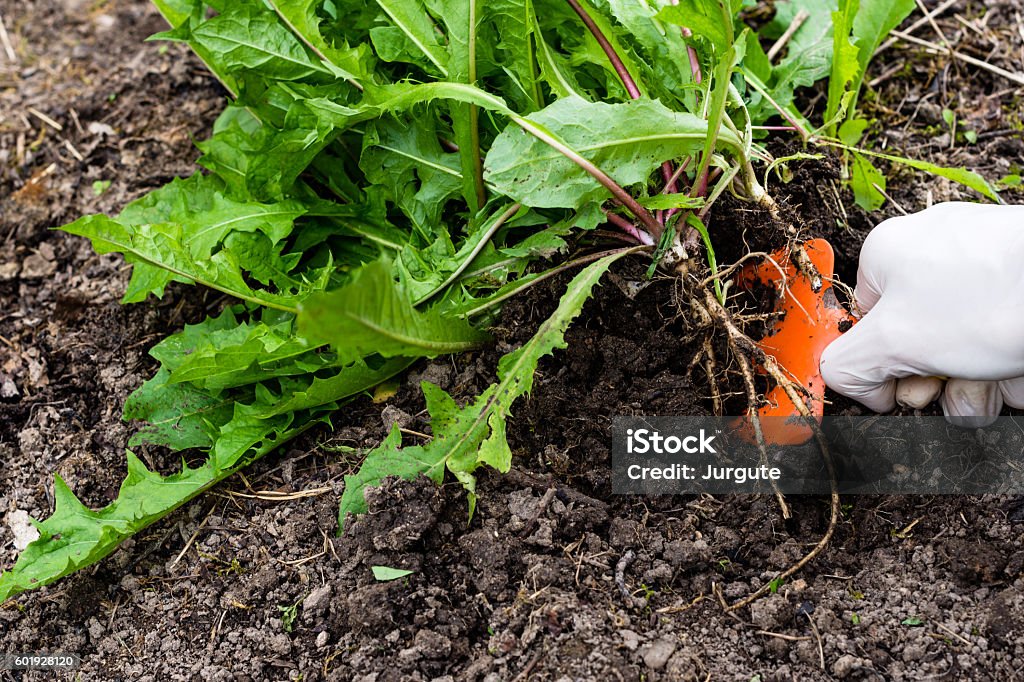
[820, 202, 1024, 427]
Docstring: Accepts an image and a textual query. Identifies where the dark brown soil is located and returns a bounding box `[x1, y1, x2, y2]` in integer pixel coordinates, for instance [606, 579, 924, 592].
[2, 1, 1024, 681]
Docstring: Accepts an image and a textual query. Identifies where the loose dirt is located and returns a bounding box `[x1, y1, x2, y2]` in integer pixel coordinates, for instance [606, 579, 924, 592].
[2, 1, 1024, 680]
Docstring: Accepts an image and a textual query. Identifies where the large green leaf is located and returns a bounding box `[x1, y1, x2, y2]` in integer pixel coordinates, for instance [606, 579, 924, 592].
[825, 0, 914, 134]
[483, 0, 543, 111]
[265, 0, 373, 83]
[61, 204, 321, 313]
[297, 259, 490, 362]
[484, 96, 740, 208]
[373, 0, 449, 75]
[167, 2, 335, 82]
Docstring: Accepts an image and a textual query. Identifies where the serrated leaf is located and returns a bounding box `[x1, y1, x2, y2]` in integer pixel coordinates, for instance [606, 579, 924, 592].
[360, 117, 464, 239]
[825, 0, 914, 134]
[0, 358, 409, 604]
[297, 259, 490, 362]
[373, 0, 449, 75]
[832, 142, 1001, 202]
[824, 0, 861, 137]
[177, 2, 335, 82]
[530, 9, 583, 100]
[483, 0, 543, 111]
[124, 368, 233, 450]
[657, 0, 735, 55]
[338, 250, 631, 528]
[265, 0, 374, 83]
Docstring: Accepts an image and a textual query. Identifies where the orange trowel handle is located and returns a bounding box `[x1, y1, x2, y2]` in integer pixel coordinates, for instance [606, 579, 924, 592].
[735, 238, 858, 446]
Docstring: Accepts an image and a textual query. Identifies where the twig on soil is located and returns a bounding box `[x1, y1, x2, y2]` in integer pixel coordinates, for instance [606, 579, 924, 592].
[876, 0, 959, 55]
[614, 549, 637, 607]
[169, 507, 215, 570]
[0, 13, 16, 63]
[511, 650, 546, 682]
[398, 427, 432, 440]
[806, 612, 826, 669]
[210, 608, 228, 644]
[228, 486, 333, 501]
[62, 139, 84, 162]
[890, 29, 1024, 87]
[755, 630, 812, 642]
[867, 61, 907, 89]
[934, 622, 973, 647]
[914, 0, 951, 48]
[766, 10, 810, 63]
[27, 107, 62, 132]
[870, 182, 910, 215]
[106, 596, 122, 632]
[655, 593, 706, 614]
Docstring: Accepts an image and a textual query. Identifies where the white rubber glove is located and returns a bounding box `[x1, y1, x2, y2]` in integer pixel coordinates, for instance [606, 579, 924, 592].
[820, 202, 1024, 426]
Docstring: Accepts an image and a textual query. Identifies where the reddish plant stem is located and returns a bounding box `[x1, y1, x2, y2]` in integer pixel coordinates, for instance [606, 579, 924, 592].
[668, 0, 703, 85]
[565, 0, 678, 203]
[680, 27, 703, 84]
[565, 0, 641, 98]
[603, 210, 655, 246]
[592, 229, 647, 246]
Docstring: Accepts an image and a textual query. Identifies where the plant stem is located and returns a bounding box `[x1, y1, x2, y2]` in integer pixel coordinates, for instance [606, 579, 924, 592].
[416, 203, 522, 306]
[564, 0, 678, 198]
[743, 73, 810, 141]
[666, 0, 703, 85]
[458, 245, 650, 318]
[510, 115, 665, 240]
[603, 210, 655, 245]
[565, 0, 641, 98]
[468, 0, 486, 210]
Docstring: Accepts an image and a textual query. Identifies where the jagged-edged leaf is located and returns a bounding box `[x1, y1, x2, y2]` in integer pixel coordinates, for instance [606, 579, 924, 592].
[123, 369, 234, 450]
[483, 0, 543, 111]
[428, 0, 488, 213]
[170, 2, 335, 82]
[657, 0, 736, 54]
[0, 358, 409, 604]
[850, 151, 885, 210]
[264, 0, 374, 83]
[338, 250, 630, 527]
[360, 117, 464, 239]
[834, 142, 1001, 202]
[372, 0, 449, 75]
[60, 173, 327, 310]
[298, 259, 490, 362]
[530, 8, 584, 100]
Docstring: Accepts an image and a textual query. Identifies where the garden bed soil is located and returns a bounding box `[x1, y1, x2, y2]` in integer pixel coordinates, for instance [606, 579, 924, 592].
[2, 1, 1024, 680]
